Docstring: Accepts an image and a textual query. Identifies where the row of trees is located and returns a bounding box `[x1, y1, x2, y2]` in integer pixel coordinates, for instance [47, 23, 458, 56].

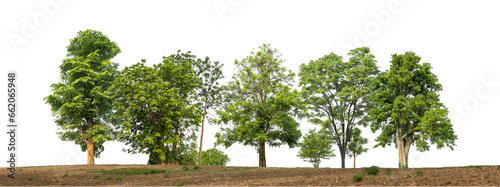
[45, 29, 457, 168]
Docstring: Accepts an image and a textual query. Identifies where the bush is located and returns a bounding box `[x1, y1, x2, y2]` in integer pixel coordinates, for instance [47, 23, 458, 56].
[363, 166, 380, 176]
[414, 169, 423, 177]
[201, 148, 230, 166]
[384, 168, 392, 175]
[352, 174, 363, 182]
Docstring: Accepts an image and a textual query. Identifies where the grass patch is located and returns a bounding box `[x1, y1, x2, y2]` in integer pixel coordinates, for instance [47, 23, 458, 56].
[463, 166, 482, 169]
[363, 166, 380, 176]
[164, 174, 169, 178]
[352, 174, 363, 182]
[176, 181, 184, 186]
[106, 176, 113, 180]
[115, 176, 123, 181]
[405, 173, 411, 178]
[414, 169, 423, 177]
[93, 175, 100, 179]
[19, 169, 22, 171]
[193, 165, 200, 170]
[88, 168, 166, 175]
[182, 165, 189, 171]
[384, 168, 392, 175]
[61, 173, 68, 179]
[28, 176, 35, 181]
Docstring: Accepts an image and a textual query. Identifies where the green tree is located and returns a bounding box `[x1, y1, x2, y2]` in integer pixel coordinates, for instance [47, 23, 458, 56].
[44, 29, 120, 165]
[298, 47, 379, 168]
[347, 127, 368, 168]
[110, 52, 201, 165]
[369, 51, 457, 168]
[297, 129, 335, 168]
[201, 148, 230, 166]
[215, 44, 303, 167]
[192, 57, 225, 166]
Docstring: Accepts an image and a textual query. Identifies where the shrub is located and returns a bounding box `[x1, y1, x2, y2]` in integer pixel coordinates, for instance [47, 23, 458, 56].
[384, 168, 392, 175]
[176, 181, 184, 186]
[405, 173, 411, 178]
[414, 169, 423, 177]
[201, 148, 230, 166]
[352, 174, 363, 182]
[363, 166, 380, 176]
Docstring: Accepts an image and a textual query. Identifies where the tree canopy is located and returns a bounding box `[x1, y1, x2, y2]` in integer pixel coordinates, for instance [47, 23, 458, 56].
[110, 51, 202, 165]
[298, 47, 379, 168]
[44, 29, 120, 165]
[215, 44, 303, 167]
[369, 51, 457, 168]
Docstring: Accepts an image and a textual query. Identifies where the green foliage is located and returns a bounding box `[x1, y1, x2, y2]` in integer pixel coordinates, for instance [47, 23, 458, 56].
[215, 44, 303, 166]
[193, 165, 200, 170]
[405, 173, 411, 178]
[201, 148, 230, 166]
[106, 177, 113, 180]
[110, 51, 202, 165]
[28, 176, 35, 181]
[369, 51, 457, 167]
[44, 29, 120, 159]
[299, 47, 379, 168]
[296, 129, 335, 168]
[115, 177, 123, 181]
[384, 168, 392, 175]
[363, 166, 380, 176]
[414, 169, 424, 177]
[62, 173, 68, 179]
[93, 175, 99, 179]
[182, 165, 189, 171]
[176, 181, 185, 186]
[164, 174, 169, 178]
[352, 174, 363, 182]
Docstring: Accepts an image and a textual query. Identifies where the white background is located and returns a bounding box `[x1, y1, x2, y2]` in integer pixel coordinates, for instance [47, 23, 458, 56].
[1, 0, 499, 168]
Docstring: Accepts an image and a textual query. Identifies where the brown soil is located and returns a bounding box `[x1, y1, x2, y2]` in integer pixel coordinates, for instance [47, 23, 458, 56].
[1, 165, 499, 186]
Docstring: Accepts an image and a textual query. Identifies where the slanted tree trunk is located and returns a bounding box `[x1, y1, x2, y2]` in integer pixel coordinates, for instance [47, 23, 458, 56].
[258, 142, 266, 167]
[199, 103, 208, 166]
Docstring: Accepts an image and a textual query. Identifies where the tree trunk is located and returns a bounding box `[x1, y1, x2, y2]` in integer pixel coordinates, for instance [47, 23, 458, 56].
[339, 146, 346, 168]
[199, 104, 208, 166]
[258, 142, 266, 167]
[86, 138, 95, 165]
[396, 127, 408, 168]
[353, 154, 356, 169]
[85, 118, 95, 165]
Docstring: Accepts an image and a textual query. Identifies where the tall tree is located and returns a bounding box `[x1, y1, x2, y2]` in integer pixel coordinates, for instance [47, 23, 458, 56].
[297, 129, 335, 168]
[346, 127, 368, 168]
[369, 51, 457, 168]
[44, 29, 120, 165]
[298, 47, 379, 168]
[215, 44, 303, 167]
[110, 52, 201, 165]
[193, 57, 224, 166]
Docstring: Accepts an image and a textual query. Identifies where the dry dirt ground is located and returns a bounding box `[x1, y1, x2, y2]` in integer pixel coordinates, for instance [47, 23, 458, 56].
[1, 165, 499, 186]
